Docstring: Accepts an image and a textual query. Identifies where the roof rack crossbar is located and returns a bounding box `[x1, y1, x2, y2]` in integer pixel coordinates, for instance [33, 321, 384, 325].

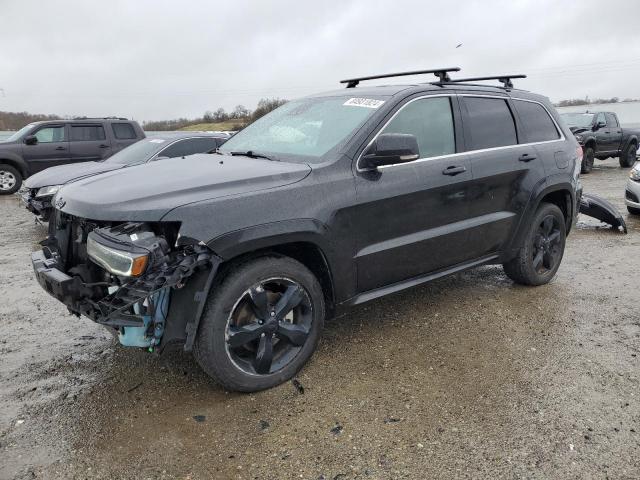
[340, 67, 461, 88]
[442, 74, 527, 89]
[71, 116, 129, 120]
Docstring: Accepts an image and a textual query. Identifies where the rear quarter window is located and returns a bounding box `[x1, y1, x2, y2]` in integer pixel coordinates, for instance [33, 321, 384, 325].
[70, 125, 106, 141]
[112, 123, 137, 140]
[463, 97, 517, 150]
[512, 100, 561, 143]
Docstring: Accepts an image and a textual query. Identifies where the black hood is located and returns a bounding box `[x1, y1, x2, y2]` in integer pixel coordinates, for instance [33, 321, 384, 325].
[56, 153, 311, 221]
[24, 161, 124, 189]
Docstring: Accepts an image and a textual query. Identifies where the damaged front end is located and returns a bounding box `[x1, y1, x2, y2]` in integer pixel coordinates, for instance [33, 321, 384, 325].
[32, 212, 220, 351]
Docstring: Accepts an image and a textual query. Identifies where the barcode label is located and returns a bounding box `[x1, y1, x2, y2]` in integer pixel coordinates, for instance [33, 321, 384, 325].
[343, 98, 385, 109]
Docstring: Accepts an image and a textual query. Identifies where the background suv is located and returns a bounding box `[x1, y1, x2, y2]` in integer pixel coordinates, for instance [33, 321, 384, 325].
[0, 117, 144, 194]
[31, 69, 581, 392]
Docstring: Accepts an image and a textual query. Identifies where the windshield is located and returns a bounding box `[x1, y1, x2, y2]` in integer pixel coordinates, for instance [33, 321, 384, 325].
[560, 113, 594, 128]
[2, 123, 36, 142]
[104, 138, 167, 165]
[218, 96, 386, 162]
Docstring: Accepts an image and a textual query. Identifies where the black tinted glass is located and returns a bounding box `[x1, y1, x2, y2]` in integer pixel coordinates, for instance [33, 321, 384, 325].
[159, 137, 221, 158]
[70, 125, 106, 141]
[464, 97, 517, 150]
[513, 100, 560, 143]
[112, 123, 136, 139]
[380, 97, 455, 158]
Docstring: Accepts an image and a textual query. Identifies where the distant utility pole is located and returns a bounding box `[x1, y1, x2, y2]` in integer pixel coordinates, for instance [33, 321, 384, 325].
[0, 88, 5, 97]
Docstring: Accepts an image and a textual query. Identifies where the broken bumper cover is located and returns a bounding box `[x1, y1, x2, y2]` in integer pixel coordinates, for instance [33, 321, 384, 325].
[20, 191, 52, 220]
[31, 250, 87, 309]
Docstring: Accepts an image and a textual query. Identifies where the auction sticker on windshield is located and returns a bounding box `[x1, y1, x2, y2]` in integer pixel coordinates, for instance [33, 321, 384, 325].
[343, 98, 385, 108]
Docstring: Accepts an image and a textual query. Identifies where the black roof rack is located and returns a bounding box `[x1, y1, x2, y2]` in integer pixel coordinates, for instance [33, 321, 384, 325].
[71, 116, 128, 120]
[340, 67, 461, 88]
[441, 74, 527, 89]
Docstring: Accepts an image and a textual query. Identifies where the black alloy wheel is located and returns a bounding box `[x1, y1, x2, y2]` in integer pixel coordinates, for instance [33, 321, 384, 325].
[502, 203, 566, 286]
[194, 255, 324, 392]
[225, 278, 313, 375]
[532, 215, 562, 275]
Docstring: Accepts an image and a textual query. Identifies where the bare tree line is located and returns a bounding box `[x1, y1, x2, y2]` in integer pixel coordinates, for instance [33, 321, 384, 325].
[142, 98, 287, 131]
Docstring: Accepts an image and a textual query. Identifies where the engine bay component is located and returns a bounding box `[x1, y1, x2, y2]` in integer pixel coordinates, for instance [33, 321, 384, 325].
[118, 287, 170, 348]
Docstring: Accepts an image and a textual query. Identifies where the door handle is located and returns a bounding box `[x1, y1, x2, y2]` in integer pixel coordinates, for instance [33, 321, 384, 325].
[518, 153, 537, 162]
[55, 146, 66, 151]
[442, 165, 466, 176]
[99, 144, 109, 148]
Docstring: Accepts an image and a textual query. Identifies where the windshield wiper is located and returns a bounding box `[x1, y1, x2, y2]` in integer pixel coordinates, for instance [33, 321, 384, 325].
[228, 150, 279, 161]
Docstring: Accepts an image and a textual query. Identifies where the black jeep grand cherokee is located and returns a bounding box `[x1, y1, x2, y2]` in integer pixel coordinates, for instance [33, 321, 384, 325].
[31, 69, 581, 392]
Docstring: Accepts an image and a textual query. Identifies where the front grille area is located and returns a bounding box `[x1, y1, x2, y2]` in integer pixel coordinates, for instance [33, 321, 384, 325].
[626, 189, 639, 203]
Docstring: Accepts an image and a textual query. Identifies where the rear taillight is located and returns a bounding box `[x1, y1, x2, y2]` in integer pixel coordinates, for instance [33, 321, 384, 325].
[575, 145, 583, 176]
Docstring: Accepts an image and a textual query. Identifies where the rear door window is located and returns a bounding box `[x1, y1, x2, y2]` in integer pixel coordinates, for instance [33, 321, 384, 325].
[70, 125, 106, 141]
[605, 113, 619, 128]
[462, 97, 517, 150]
[512, 100, 560, 143]
[34, 126, 66, 143]
[112, 123, 137, 139]
[379, 97, 455, 158]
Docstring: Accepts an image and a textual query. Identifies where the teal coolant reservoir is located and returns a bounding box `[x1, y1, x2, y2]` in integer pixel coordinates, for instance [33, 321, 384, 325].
[118, 288, 170, 348]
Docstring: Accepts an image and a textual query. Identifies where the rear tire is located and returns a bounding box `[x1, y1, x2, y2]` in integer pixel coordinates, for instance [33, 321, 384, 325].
[628, 205, 640, 215]
[581, 146, 594, 174]
[0, 164, 22, 194]
[503, 203, 566, 286]
[194, 255, 325, 392]
[619, 141, 637, 168]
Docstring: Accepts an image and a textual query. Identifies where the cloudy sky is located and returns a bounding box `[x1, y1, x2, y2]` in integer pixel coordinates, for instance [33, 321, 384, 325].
[2, 0, 640, 122]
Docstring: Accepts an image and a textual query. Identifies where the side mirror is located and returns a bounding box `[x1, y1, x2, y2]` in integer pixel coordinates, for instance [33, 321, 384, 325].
[593, 121, 606, 131]
[360, 133, 419, 170]
[152, 156, 170, 162]
[24, 135, 37, 145]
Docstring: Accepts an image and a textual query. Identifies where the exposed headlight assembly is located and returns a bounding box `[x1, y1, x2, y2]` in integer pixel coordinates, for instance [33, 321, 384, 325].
[87, 223, 169, 277]
[574, 134, 583, 143]
[87, 235, 148, 277]
[36, 185, 61, 198]
[630, 166, 640, 182]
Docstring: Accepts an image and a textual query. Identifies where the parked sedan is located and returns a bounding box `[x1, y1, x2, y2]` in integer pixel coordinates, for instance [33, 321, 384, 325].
[20, 132, 228, 221]
[625, 162, 640, 215]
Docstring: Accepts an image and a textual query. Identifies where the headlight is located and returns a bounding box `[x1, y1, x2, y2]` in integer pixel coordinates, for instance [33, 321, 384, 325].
[630, 167, 640, 181]
[36, 185, 61, 198]
[574, 134, 583, 143]
[87, 233, 149, 277]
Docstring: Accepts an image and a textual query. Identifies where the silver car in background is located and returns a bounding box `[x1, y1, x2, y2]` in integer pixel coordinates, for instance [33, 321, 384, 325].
[625, 162, 640, 215]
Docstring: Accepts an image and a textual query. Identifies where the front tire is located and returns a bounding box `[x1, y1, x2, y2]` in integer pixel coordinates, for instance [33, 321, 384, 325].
[581, 146, 595, 174]
[619, 142, 637, 168]
[194, 255, 325, 392]
[503, 203, 566, 286]
[0, 164, 22, 194]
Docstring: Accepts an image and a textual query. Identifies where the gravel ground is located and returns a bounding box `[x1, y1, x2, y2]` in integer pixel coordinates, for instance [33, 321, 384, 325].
[1, 158, 639, 480]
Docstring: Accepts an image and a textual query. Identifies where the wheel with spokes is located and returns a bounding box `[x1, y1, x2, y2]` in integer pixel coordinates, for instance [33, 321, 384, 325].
[194, 255, 324, 392]
[0, 164, 22, 195]
[503, 203, 566, 286]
